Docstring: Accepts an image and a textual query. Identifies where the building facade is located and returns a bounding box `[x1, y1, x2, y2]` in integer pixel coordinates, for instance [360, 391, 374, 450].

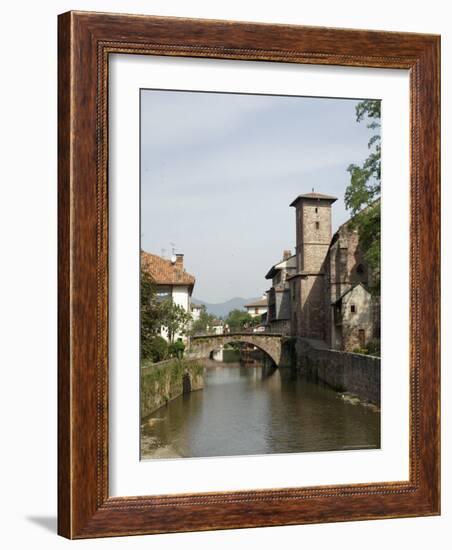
[244, 296, 268, 318]
[326, 217, 378, 350]
[265, 250, 296, 335]
[286, 192, 379, 352]
[190, 303, 203, 322]
[141, 250, 195, 342]
[288, 192, 337, 341]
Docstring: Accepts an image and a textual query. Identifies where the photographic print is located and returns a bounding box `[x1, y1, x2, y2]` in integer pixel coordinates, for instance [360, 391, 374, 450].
[140, 89, 381, 460]
[58, 13, 440, 536]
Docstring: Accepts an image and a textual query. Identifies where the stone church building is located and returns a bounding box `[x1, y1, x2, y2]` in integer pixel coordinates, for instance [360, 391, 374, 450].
[285, 192, 379, 351]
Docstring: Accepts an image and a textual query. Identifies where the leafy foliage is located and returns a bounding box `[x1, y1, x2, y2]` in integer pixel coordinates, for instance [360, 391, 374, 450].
[157, 298, 192, 343]
[367, 340, 381, 357]
[225, 309, 262, 330]
[345, 99, 381, 294]
[168, 339, 185, 359]
[352, 340, 380, 358]
[145, 336, 168, 363]
[190, 305, 217, 335]
[140, 269, 192, 361]
[141, 270, 161, 359]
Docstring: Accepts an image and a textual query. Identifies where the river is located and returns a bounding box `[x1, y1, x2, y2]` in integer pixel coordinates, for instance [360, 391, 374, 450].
[141, 357, 380, 460]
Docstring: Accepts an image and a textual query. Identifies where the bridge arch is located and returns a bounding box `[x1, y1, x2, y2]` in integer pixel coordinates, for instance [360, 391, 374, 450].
[189, 333, 283, 367]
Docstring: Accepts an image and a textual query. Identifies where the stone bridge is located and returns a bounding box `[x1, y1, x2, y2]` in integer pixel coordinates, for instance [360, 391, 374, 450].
[189, 332, 284, 366]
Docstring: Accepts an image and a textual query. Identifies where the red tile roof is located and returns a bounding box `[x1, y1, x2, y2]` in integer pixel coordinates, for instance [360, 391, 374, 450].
[141, 251, 195, 287]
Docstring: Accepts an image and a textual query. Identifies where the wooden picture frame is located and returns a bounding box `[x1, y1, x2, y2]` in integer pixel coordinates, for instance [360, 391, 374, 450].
[58, 11, 440, 538]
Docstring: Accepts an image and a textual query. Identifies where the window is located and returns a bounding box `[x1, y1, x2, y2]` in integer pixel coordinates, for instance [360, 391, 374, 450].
[255, 307, 259, 314]
[315, 207, 318, 213]
[351, 304, 356, 313]
[315, 222, 320, 230]
[155, 286, 172, 302]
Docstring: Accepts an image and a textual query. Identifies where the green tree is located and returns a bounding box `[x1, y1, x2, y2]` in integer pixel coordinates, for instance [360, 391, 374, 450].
[168, 339, 185, 359]
[146, 336, 168, 363]
[225, 309, 261, 331]
[141, 269, 192, 358]
[158, 298, 192, 343]
[140, 270, 161, 359]
[190, 305, 217, 335]
[345, 99, 381, 294]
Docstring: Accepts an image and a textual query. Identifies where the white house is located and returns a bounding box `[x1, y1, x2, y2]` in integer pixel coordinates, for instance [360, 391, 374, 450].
[190, 303, 203, 322]
[141, 250, 195, 342]
[244, 295, 268, 318]
[210, 319, 225, 335]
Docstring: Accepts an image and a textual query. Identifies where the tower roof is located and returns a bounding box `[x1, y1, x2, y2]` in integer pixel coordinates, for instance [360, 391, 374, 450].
[290, 192, 337, 207]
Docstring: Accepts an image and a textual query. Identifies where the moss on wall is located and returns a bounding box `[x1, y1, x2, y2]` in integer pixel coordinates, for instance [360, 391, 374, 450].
[141, 358, 204, 418]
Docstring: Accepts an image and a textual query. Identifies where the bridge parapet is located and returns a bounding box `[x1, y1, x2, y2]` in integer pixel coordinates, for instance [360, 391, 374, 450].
[189, 332, 284, 366]
[192, 331, 282, 339]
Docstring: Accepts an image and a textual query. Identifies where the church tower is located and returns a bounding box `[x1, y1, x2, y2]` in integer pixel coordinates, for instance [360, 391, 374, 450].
[289, 192, 337, 340]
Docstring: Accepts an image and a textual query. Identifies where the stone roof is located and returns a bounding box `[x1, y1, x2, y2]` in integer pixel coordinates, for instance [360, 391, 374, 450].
[290, 192, 337, 207]
[141, 251, 195, 287]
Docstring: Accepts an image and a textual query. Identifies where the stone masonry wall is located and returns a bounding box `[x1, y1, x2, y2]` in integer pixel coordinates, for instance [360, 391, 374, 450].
[294, 338, 380, 404]
[189, 334, 282, 366]
[141, 358, 204, 418]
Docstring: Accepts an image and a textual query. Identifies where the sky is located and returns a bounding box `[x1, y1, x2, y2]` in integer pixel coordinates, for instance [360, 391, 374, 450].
[141, 89, 376, 304]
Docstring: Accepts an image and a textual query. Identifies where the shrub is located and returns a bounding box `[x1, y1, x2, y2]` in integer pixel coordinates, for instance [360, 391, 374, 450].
[168, 339, 185, 359]
[143, 335, 168, 363]
[367, 340, 381, 357]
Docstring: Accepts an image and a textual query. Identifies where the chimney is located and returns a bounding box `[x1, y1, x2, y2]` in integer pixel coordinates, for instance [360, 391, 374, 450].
[283, 249, 291, 260]
[175, 254, 184, 268]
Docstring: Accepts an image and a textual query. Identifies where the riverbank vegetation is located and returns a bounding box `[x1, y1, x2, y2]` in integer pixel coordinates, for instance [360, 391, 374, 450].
[352, 340, 381, 357]
[224, 308, 261, 330]
[141, 270, 192, 360]
[141, 357, 204, 418]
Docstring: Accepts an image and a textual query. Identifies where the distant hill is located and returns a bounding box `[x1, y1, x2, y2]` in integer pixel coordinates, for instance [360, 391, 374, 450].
[191, 296, 260, 319]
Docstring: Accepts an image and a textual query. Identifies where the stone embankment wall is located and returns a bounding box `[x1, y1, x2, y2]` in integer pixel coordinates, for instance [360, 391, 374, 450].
[294, 338, 380, 404]
[141, 358, 204, 418]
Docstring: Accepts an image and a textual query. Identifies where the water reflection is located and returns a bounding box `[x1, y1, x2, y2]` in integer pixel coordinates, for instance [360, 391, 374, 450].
[141, 362, 380, 459]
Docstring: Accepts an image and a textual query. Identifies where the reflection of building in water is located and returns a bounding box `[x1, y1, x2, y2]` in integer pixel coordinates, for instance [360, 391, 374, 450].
[141, 250, 195, 342]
